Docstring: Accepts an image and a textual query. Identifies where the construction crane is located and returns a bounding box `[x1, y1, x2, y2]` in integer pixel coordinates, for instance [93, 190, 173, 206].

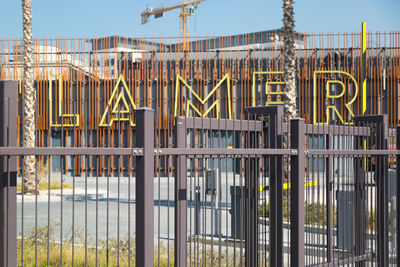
[141, 0, 205, 51]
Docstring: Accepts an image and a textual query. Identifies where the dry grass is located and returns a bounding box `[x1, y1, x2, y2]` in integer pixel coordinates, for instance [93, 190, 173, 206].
[18, 222, 136, 267]
[16, 222, 246, 267]
[17, 240, 245, 266]
[17, 242, 245, 267]
[18, 241, 136, 267]
[17, 162, 73, 193]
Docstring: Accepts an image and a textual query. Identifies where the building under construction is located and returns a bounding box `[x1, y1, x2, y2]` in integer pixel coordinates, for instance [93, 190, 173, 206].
[1, 29, 399, 174]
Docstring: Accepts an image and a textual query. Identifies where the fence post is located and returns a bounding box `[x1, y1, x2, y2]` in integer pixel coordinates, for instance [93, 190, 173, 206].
[375, 115, 389, 267]
[355, 114, 388, 266]
[397, 125, 400, 266]
[174, 117, 187, 267]
[290, 118, 305, 267]
[267, 106, 283, 267]
[245, 105, 284, 267]
[353, 117, 367, 267]
[135, 107, 155, 267]
[0, 81, 17, 267]
[326, 134, 334, 263]
[244, 116, 259, 267]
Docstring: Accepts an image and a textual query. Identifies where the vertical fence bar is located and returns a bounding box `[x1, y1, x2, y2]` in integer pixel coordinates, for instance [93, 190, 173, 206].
[0, 81, 17, 267]
[290, 118, 305, 267]
[267, 107, 284, 267]
[135, 107, 155, 267]
[175, 117, 187, 267]
[326, 133, 334, 264]
[353, 117, 366, 267]
[244, 117, 258, 267]
[376, 115, 389, 267]
[397, 125, 400, 266]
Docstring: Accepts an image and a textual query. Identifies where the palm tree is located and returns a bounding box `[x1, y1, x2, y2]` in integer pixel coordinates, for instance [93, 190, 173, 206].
[282, 0, 297, 121]
[22, 0, 37, 194]
[281, 0, 297, 189]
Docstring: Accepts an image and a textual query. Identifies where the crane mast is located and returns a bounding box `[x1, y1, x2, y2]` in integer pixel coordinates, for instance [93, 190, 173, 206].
[141, 0, 205, 51]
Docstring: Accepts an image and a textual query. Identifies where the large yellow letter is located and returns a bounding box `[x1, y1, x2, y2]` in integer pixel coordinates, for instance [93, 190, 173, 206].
[99, 74, 136, 127]
[313, 70, 358, 125]
[49, 74, 79, 127]
[252, 71, 284, 106]
[174, 74, 232, 119]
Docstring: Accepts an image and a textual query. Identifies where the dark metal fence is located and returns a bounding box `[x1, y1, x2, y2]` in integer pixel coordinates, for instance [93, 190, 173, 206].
[1, 80, 399, 266]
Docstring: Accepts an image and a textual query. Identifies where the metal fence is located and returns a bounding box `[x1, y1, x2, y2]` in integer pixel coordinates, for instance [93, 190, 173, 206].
[1, 80, 400, 266]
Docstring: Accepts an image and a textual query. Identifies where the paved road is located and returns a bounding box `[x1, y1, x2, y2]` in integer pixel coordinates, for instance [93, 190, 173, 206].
[17, 174, 240, 243]
[15, 171, 366, 243]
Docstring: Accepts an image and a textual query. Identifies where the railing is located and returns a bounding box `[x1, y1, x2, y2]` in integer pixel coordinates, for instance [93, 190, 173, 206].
[1, 80, 399, 266]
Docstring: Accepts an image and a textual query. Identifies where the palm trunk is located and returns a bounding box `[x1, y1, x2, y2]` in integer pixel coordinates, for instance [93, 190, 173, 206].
[22, 0, 37, 194]
[282, 0, 297, 122]
[282, 0, 296, 184]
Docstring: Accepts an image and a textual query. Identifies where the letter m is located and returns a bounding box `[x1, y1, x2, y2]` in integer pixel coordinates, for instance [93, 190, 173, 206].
[173, 74, 232, 119]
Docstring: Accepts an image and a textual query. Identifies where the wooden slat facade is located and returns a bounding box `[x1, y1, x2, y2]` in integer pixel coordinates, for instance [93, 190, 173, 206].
[0, 32, 399, 175]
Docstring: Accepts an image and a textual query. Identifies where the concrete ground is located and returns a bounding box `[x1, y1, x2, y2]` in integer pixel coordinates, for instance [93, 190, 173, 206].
[17, 174, 241, 243]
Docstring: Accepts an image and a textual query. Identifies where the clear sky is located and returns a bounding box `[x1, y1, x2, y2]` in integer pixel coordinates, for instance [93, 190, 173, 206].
[1, 0, 399, 38]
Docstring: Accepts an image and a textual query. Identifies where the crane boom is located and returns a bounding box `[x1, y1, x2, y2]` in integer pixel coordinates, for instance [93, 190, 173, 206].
[141, 0, 206, 51]
[141, 0, 204, 17]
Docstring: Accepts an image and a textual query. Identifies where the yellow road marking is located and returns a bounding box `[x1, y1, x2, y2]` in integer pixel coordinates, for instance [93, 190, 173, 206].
[259, 181, 317, 192]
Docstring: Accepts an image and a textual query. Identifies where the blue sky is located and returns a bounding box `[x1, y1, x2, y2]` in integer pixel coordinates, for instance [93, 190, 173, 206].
[1, 0, 399, 38]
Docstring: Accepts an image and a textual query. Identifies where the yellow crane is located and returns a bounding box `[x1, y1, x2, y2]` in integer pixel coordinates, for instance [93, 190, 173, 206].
[141, 0, 205, 51]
